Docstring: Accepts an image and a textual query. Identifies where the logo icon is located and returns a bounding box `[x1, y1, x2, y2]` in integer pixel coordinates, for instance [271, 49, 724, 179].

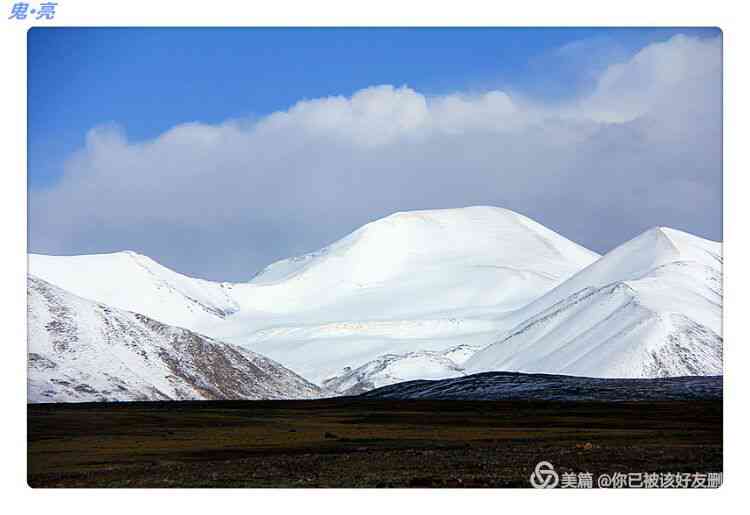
[530, 461, 559, 488]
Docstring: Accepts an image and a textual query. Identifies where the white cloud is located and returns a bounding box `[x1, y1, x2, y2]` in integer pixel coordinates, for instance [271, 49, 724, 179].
[29, 34, 722, 280]
[581, 34, 721, 122]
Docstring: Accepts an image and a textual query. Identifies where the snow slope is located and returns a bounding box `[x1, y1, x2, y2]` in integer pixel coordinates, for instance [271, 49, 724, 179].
[466, 227, 723, 378]
[30, 207, 600, 386]
[29, 251, 240, 330]
[238, 206, 600, 317]
[28, 276, 321, 403]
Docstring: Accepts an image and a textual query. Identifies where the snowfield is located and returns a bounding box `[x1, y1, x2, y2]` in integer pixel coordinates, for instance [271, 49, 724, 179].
[28, 207, 722, 400]
[29, 251, 240, 331]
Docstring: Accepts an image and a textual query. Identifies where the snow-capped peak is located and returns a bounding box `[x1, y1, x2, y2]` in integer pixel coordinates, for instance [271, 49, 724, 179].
[465, 227, 722, 379]
[250, 206, 599, 288]
[28, 250, 240, 330]
[513, 226, 721, 317]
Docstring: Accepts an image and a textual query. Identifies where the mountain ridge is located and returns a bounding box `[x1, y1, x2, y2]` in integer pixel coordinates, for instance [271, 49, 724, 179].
[466, 225, 722, 378]
[30, 207, 602, 386]
[28, 276, 321, 403]
[28, 208, 722, 397]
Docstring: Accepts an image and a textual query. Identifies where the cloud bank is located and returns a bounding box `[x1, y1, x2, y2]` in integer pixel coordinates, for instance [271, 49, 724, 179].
[29, 34, 722, 280]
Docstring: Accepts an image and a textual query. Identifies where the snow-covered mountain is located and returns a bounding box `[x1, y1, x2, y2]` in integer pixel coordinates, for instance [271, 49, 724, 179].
[29, 251, 240, 331]
[30, 207, 600, 386]
[28, 208, 722, 397]
[28, 276, 321, 403]
[466, 227, 723, 378]
[241, 206, 599, 318]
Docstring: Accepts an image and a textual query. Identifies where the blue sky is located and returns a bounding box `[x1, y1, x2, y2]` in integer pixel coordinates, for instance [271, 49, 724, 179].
[28, 28, 722, 280]
[28, 27, 718, 189]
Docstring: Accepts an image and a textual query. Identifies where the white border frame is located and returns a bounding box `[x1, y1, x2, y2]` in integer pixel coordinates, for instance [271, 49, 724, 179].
[1, 0, 746, 513]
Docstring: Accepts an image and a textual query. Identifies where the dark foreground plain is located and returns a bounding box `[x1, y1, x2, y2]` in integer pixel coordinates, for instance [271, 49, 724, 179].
[28, 399, 722, 488]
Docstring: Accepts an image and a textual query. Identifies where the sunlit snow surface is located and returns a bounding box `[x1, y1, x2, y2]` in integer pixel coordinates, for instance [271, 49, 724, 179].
[466, 228, 722, 378]
[28, 207, 722, 398]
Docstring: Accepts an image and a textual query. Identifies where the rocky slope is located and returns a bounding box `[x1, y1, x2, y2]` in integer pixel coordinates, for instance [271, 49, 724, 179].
[28, 276, 321, 403]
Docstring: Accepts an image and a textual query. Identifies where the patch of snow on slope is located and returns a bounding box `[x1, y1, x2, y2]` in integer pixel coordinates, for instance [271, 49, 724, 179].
[322, 344, 481, 395]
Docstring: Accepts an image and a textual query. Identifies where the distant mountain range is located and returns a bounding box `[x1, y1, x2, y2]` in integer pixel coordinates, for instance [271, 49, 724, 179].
[28, 207, 722, 402]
